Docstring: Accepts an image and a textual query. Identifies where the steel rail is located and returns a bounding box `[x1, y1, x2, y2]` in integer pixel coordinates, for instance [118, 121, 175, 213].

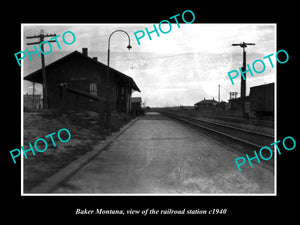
[171, 111, 274, 128]
[161, 111, 274, 150]
[172, 112, 274, 139]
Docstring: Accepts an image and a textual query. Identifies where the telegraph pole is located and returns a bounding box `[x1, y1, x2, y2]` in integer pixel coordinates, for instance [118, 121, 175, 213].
[232, 42, 255, 118]
[218, 84, 220, 102]
[27, 29, 57, 109]
[32, 82, 35, 109]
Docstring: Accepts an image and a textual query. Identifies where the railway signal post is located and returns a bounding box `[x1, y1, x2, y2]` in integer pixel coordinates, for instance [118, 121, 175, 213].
[232, 42, 255, 118]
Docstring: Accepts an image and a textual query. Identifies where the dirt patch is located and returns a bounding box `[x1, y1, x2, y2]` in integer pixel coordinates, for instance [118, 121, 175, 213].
[23, 111, 104, 192]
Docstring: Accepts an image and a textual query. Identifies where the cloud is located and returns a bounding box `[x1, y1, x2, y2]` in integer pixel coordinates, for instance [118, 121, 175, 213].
[23, 24, 276, 107]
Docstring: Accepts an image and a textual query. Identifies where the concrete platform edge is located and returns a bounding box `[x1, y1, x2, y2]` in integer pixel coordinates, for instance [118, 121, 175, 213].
[28, 118, 138, 194]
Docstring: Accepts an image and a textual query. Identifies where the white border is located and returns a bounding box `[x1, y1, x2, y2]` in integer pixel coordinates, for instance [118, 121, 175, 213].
[274, 23, 277, 196]
[21, 23, 24, 195]
[21, 23, 277, 196]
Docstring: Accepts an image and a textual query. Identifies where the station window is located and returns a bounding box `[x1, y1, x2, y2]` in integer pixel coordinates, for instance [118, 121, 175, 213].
[89, 83, 97, 96]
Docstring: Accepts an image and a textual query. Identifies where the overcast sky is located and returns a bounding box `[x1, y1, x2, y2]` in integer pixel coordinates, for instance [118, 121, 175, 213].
[22, 23, 276, 107]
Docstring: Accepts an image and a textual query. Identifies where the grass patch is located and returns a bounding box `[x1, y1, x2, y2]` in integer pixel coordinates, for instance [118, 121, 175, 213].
[23, 111, 103, 192]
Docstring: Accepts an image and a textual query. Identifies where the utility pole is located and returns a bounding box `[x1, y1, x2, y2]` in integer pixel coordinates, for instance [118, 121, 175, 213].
[27, 29, 57, 109]
[32, 82, 35, 109]
[232, 42, 255, 118]
[218, 84, 220, 103]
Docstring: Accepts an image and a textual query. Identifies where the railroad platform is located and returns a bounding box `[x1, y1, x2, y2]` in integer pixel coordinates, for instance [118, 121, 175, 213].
[53, 112, 274, 194]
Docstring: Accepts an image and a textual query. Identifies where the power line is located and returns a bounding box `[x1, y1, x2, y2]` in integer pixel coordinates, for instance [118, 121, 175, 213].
[110, 51, 197, 62]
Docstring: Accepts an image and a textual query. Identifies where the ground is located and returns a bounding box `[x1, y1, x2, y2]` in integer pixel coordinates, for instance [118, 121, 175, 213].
[23, 111, 103, 192]
[53, 112, 274, 194]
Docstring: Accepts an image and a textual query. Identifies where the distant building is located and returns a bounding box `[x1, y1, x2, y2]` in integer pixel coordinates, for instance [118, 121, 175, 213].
[131, 97, 143, 115]
[24, 94, 42, 109]
[218, 101, 227, 111]
[194, 98, 218, 111]
[23, 48, 140, 114]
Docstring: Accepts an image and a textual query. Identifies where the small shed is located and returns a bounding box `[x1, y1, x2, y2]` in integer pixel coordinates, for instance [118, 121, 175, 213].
[131, 97, 142, 115]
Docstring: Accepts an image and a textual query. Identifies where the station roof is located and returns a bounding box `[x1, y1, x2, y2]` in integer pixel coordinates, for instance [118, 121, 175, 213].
[23, 50, 140, 92]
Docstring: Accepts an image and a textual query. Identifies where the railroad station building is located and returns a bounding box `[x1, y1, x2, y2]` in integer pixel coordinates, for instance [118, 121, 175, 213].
[194, 98, 218, 111]
[23, 48, 140, 114]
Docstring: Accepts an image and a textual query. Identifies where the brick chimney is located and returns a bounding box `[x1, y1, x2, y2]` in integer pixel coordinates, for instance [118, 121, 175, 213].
[82, 48, 88, 56]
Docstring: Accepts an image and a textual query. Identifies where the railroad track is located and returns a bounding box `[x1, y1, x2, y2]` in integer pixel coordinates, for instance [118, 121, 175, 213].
[201, 114, 274, 128]
[161, 111, 275, 150]
[167, 111, 274, 128]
